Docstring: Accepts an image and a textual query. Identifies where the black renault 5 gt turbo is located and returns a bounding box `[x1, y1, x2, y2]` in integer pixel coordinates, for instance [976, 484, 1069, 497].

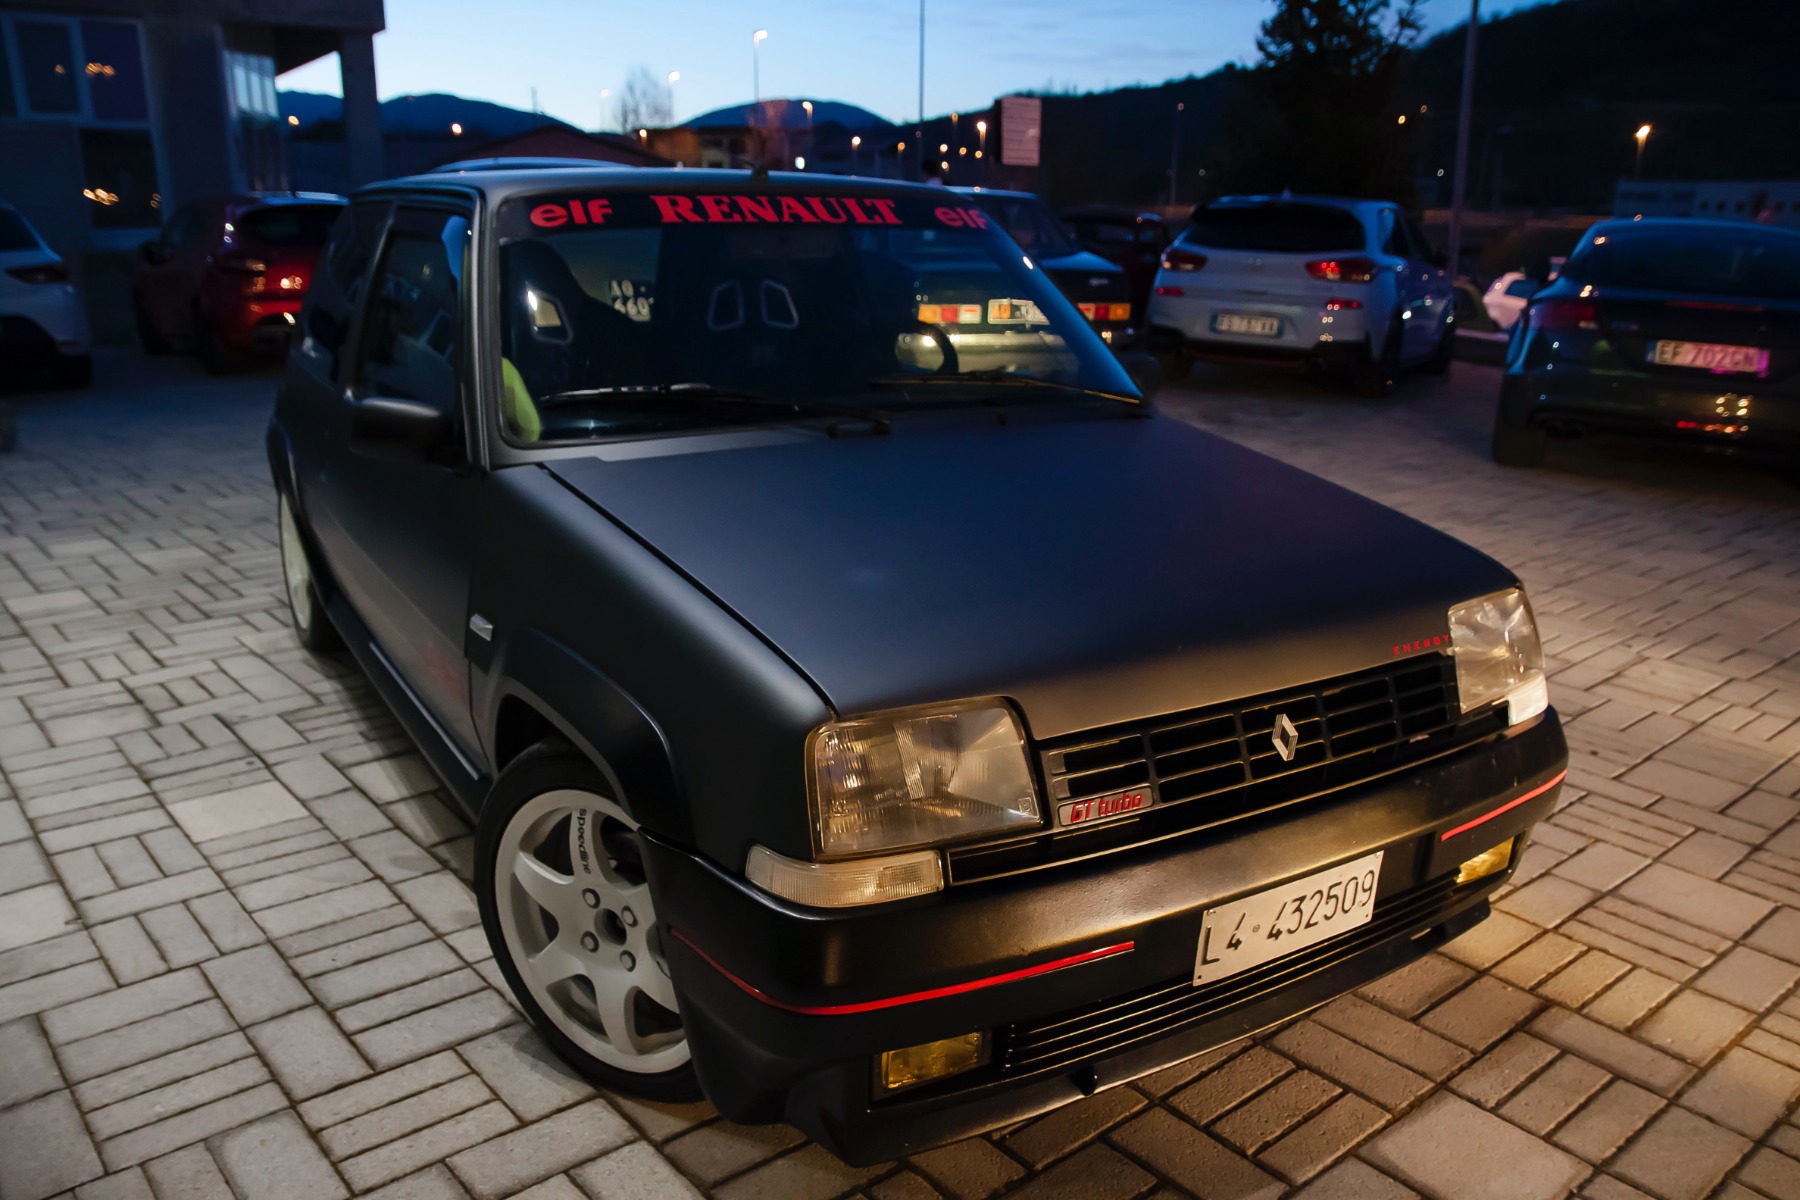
[1493, 217, 1800, 467]
[270, 167, 1567, 1163]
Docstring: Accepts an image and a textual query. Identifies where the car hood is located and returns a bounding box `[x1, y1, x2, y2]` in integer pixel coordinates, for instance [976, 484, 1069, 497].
[546, 416, 1514, 739]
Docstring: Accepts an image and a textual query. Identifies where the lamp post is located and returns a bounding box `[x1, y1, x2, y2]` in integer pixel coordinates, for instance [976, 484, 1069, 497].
[666, 70, 679, 123]
[851, 135, 861, 173]
[752, 29, 768, 104]
[600, 87, 609, 131]
[1634, 124, 1652, 179]
[1446, 0, 1478, 281]
[1169, 101, 1184, 206]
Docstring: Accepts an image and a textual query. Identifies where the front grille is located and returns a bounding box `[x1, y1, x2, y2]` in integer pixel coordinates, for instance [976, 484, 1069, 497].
[994, 875, 1462, 1078]
[949, 654, 1505, 883]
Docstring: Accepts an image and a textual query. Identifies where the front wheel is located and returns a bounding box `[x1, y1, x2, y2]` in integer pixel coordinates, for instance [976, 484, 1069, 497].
[1422, 319, 1454, 375]
[278, 492, 342, 651]
[476, 741, 700, 1101]
[1353, 323, 1402, 398]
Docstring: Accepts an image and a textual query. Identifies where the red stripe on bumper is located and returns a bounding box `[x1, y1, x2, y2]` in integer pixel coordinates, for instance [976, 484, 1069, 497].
[1439, 770, 1567, 842]
[672, 929, 1134, 1016]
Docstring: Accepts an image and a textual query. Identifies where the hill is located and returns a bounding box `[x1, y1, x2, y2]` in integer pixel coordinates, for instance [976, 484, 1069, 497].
[687, 98, 890, 132]
[277, 92, 573, 140]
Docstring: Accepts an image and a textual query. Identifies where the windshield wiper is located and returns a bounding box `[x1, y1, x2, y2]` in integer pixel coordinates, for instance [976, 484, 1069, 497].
[866, 370, 1146, 411]
[536, 383, 891, 435]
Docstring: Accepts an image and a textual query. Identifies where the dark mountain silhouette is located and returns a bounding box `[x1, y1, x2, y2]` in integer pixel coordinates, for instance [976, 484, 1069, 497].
[277, 92, 573, 140]
[687, 98, 891, 132]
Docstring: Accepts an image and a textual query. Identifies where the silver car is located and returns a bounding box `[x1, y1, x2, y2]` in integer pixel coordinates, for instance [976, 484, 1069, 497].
[1147, 196, 1454, 396]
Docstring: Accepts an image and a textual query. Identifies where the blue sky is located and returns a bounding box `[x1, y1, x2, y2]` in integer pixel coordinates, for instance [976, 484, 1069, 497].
[279, 0, 1546, 128]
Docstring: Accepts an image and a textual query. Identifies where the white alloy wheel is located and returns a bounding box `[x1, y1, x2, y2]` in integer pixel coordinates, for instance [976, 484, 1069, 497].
[278, 493, 317, 634]
[493, 788, 689, 1073]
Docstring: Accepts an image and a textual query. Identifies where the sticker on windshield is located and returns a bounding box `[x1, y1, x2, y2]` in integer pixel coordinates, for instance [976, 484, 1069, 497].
[503, 192, 1014, 241]
[987, 298, 1047, 325]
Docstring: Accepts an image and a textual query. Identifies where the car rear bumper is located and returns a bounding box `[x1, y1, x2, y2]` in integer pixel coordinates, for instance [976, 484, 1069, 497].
[645, 710, 1566, 1164]
[1501, 369, 1800, 455]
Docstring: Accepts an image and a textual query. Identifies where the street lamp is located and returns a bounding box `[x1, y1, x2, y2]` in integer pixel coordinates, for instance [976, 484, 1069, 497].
[752, 29, 768, 104]
[1635, 123, 1652, 179]
[600, 87, 610, 131]
[851, 134, 861, 172]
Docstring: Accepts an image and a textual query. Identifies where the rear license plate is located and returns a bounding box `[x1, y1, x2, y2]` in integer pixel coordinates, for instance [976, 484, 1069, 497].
[1193, 850, 1383, 986]
[1214, 313, 1281, 337]
[1651, 339, 1769, 374]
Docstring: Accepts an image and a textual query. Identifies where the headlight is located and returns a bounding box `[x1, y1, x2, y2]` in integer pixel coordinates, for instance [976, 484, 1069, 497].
[1448, 588, 1548, 726]
[810, 699, 1041, 858]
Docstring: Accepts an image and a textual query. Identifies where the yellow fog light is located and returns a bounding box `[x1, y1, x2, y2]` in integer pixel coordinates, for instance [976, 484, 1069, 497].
[1457, 838, 1514, 886]
[877, 1032, 988, 1093]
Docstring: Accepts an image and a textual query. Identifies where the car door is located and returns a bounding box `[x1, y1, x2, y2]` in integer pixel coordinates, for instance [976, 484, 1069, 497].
[309, 200, 485, 762]
[1403, 212, 1454, 349]
[1378, 207, 1432, 360]
[136, 203, 208, 342]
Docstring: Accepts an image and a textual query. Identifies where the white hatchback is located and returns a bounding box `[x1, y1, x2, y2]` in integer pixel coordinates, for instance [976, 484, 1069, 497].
[1147, 196, 1454, 396]
[0, 203, 92, 388]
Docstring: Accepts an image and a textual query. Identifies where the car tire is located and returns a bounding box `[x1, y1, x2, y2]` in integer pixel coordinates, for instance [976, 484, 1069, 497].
[1353, 323, 1402, 398]
[54, 354, 92, 389]
[1490, 409, 1548, 468]
[134, 299, 171, 356]
[197, 306, 242, 375]
[278, 492, 343, 652]
[1422, 320, 1454, 375]
[476, 739, 702, 1102]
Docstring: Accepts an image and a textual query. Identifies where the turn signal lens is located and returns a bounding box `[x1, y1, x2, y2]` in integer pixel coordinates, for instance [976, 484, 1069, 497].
[877, 1032, 989, 1092]
[1160, 246, 1207, 272]
[1457, 838, 1514, 885]
[5, 263, 68, 285]
[745, 844, 943, 907]
[1528, 297, 1598, 332]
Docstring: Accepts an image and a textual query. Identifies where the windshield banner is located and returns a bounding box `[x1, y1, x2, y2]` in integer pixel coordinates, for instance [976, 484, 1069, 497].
[501, 192, 992, 239]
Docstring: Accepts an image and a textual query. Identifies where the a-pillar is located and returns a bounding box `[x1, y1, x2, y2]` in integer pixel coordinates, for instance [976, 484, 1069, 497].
[340, 30, 383, 186]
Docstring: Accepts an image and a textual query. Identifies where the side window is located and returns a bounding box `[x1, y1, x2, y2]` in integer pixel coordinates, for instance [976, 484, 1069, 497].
[302, 200, 388, 374]
[1379, 209, 1407, 257]
[1403, 216, 1434, 263]
[352, 208, 469, 416]
[161, 205, 199, 247]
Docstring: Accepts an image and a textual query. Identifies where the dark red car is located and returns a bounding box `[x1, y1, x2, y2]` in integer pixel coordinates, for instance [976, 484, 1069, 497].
[132, 193, 344, 372]
[1061, 205, 1172, 310]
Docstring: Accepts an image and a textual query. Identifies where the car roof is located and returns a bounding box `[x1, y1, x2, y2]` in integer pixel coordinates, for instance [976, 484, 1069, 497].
[363, 167, 961, 204]
[949, 186, 1040, 202]
[228, 192, 346, 210]
[1201, 194, 1390, 214]
[1062, 204, 1164, 222]
[1583, 216, 1800, 240]
[430, 157, 632, 174]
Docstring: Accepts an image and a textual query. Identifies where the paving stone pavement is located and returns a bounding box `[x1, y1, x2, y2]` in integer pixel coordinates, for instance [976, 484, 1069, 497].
[2, 350, 1798, 1200]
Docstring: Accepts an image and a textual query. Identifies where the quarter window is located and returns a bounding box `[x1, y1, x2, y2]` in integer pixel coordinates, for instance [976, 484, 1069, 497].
[353, 210, 469, 415]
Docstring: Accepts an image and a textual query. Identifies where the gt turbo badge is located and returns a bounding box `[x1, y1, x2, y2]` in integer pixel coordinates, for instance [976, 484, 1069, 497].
[1057, 787, 1151, 828]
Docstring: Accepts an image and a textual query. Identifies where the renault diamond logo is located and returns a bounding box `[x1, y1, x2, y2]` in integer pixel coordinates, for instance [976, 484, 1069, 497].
[1271, 713, 1299, 762]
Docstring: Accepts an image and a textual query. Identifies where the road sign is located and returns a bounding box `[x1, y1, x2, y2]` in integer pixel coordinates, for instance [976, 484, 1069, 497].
[1000, 95, 1041, 168]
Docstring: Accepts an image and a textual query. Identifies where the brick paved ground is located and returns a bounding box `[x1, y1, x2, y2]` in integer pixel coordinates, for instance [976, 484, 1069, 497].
[2, 350, 1798, 1200]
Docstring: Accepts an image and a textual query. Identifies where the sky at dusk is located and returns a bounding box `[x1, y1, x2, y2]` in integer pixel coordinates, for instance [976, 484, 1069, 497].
[278, 0, 1549, 129]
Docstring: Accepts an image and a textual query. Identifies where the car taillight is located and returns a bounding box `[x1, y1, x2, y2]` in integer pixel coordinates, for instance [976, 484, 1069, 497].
[1080, 302, 1131, 322]
[1160, 247, 1207, 272]
[214, 253, 267, 275]
[1528, 297, 1598, 331]
[1305, 257, 1378, 283]
[1324, 298, 1362, 311]
[1155, 285, 1184, 296]
[6, 263, 68, 285]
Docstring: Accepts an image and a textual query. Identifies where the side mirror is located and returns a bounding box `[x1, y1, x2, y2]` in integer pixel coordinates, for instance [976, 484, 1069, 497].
[348, 396, 453, 462]
[1118, 351, 1164, 402]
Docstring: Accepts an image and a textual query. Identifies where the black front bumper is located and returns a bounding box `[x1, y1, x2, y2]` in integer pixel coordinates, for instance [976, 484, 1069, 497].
[645, 712, 1565, 1164]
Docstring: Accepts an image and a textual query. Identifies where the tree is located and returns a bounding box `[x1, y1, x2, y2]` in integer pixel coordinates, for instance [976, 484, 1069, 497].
[1215, 0, 1423, 201]
[614, 65, 672, 134]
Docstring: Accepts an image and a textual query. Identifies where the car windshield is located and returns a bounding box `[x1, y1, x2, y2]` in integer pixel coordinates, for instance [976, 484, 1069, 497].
[238, 204, 343, 248]
[1565, 225, 1800, 302]
[1186, 203, 1366, 254]
[495, 187, 1135, 445]
[0, 208, 40, 252]
[974, 195, 1081, 258]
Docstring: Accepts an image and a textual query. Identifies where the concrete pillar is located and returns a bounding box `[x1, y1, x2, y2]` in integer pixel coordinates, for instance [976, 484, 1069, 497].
[340, 30, 383, 186]
[143, 17, 238, 211]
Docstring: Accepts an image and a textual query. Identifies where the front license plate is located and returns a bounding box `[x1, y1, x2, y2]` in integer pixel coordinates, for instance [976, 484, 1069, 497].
[1193, 851, 1383, 986]
[1651, 339, 1769, 374]
[1214, 312, 1280, 337]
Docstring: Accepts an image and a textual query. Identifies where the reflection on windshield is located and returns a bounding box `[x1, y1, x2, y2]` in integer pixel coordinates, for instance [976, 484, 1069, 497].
[496, 192, 1132, 445]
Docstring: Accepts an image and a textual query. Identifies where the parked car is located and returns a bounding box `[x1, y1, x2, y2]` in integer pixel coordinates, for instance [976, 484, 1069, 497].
[1147, 196, 1455, 396]
[952, 188, 1139, 347]
[272, 166, 1567, 1165]
[0, 201, 92, 388]
[1061, 204, 1171, 310]
[1494, 218, 1800, 467]
[1482, 271, 1539, 330]
[132, 192, 345, 372]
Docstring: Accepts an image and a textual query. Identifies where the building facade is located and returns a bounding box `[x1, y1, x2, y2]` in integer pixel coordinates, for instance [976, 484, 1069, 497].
[0, 0, 383, 333]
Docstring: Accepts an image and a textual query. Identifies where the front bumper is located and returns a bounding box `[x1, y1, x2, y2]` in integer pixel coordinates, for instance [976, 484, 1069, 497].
[645, 711, 1566, 1163]
[1500, 369, 1800, 456]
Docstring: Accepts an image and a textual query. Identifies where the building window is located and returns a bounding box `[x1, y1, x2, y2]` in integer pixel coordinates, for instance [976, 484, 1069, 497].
[80, 20, 147, 122]
[16, 20, 79, 114]
[79, 128, 159, 228]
